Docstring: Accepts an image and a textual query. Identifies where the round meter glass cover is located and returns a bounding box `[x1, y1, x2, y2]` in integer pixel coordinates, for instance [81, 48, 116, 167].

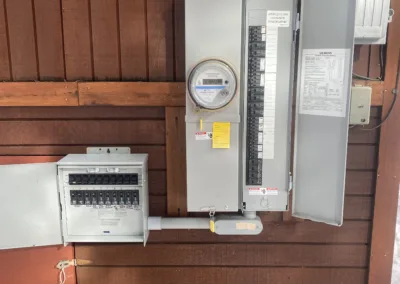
[188, 60, 237, 110]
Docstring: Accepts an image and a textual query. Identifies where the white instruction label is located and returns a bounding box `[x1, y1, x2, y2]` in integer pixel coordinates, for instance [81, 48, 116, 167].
[195, 132, 212, 140]
[249, 187, 278, 196]
[299, 49, 351, 117]
[267, 11, 291, 28]
[263, 27, 278, 160]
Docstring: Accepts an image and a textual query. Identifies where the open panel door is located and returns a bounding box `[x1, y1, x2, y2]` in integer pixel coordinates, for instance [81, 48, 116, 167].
[292, 0, 356, 226]
[0, 163, 63, 249]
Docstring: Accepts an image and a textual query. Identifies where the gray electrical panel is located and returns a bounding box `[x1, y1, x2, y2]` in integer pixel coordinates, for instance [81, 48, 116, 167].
[0, 152, 149, 250]
[185, 0, 356, 225]
[242, 0, 296, 212]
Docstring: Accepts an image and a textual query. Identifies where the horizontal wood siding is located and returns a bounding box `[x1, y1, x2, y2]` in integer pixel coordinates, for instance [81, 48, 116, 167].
[0, 105, 379, 284]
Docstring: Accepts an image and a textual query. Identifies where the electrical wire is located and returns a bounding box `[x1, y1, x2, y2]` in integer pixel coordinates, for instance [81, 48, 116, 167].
[361, 48, 400, 131]
[353, 45, 385, 81]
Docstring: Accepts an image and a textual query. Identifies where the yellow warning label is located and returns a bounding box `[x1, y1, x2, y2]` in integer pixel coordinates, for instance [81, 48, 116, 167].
[212, 122, 231, 149]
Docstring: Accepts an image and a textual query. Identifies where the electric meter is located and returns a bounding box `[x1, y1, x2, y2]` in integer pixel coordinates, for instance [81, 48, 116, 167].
[188, 59, 237, 110]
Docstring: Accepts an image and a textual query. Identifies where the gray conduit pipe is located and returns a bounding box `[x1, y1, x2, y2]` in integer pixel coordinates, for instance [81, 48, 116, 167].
[148, 217, 210, 230]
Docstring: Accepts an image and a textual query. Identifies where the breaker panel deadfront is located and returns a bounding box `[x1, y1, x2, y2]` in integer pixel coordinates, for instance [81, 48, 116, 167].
[0, 150, 149, 250]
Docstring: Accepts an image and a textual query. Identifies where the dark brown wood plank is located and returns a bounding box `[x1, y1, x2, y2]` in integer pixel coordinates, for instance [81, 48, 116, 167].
[344, 196, 373, 220]
[0, 106, 165, 119]
[76, 267, 367, 284]
[79, 82, 185, 106]
[90, 0, 120, 80]
[0, 146, 166, 170]
[149, 195, 166, 216]
[148, 170, 166, 196]
[149, 221, 370, 244]
[353, 45, 370, 76]
[347, 145, 378, 170]
[0, 245, 76, 284]
[146, 0, 174, 81]
[5, 0, 38, 80]
[369, 0, 400, 282]
[174, 0, 185, 81]
[166, 107, 187, 216]
[0, 120, 165, 145]
[75, 267, 368, 284]
[118, 0, 147, 81]
[75, 244, 368, 267]
[348, 118, 380, 144]
[370, 107, 381, 118]
[62, 0, 93, 80]
[345, 171, 376, 195]
[0, 1, 10, 80]
[33, 0, 65, 80]
[231, 268, 367, 284]
[369, 45, 382, 79]
[0, 82, 78, 106]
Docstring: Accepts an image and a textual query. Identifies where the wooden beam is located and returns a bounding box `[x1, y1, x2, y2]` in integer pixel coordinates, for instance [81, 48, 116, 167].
[368, 0, 400, 282]
[79, 82, 185, 106]
[0, 81, 385, 107]
[165, 107, 188, 216]
[0, 82, 78, 106]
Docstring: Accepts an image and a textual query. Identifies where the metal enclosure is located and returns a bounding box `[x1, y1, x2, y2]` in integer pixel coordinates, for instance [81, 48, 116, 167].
[58, 154, 149, 244]
[0, 163, 63, 250]
[0, 153, 149, 250]
[355, 0, 392, 44]
[185, 0, 242, 212]
[293, 0, 356, 226]
[242, 0, 296, 212]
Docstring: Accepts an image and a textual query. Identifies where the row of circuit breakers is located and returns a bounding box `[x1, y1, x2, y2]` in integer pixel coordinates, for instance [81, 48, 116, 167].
[0, 0, 363, 250]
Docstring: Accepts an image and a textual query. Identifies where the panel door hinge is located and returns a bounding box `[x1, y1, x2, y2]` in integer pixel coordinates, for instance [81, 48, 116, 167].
[289, 172, 293, 192]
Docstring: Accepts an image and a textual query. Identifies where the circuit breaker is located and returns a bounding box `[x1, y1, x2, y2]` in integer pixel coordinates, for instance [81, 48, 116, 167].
[0, 149, 149, 250]
[185, 0, 356, 226]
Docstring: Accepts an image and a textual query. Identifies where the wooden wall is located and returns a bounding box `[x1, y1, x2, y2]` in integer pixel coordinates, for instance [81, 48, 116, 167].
[0, 104, 380, 284]
[0, 0, 385, 283]
[0, 0, 185, 82]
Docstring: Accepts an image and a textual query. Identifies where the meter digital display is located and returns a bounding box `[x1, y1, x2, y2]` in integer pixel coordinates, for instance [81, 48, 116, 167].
[188, 59, 237, 110]
[203, 79, 223, 85]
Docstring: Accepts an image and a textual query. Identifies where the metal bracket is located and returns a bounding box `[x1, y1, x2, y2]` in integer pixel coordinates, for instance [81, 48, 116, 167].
[389, 8, 395, 23]
[86, 147, 131, 154]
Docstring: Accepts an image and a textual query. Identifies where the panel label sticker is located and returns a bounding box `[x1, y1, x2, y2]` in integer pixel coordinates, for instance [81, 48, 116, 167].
[248, 187, 278, 196]
[263, 27, 278, 160]
[299, 49, 351, 117]
[212, 122, 231, 149]
[267, 11, 291, 28]
[236, 222, 257, 231]
[195, 132, 213, 140]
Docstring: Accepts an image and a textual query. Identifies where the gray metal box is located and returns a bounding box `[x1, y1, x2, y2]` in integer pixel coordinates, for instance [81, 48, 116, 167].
[242, 0, 297, 212]
[185, 0, 243, 212]
[0, 153, 149, 250]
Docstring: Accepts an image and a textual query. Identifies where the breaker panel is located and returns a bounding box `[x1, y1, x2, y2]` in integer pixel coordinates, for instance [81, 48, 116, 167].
[0, 150, 149, 250]
[242, 0, 296, 212]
